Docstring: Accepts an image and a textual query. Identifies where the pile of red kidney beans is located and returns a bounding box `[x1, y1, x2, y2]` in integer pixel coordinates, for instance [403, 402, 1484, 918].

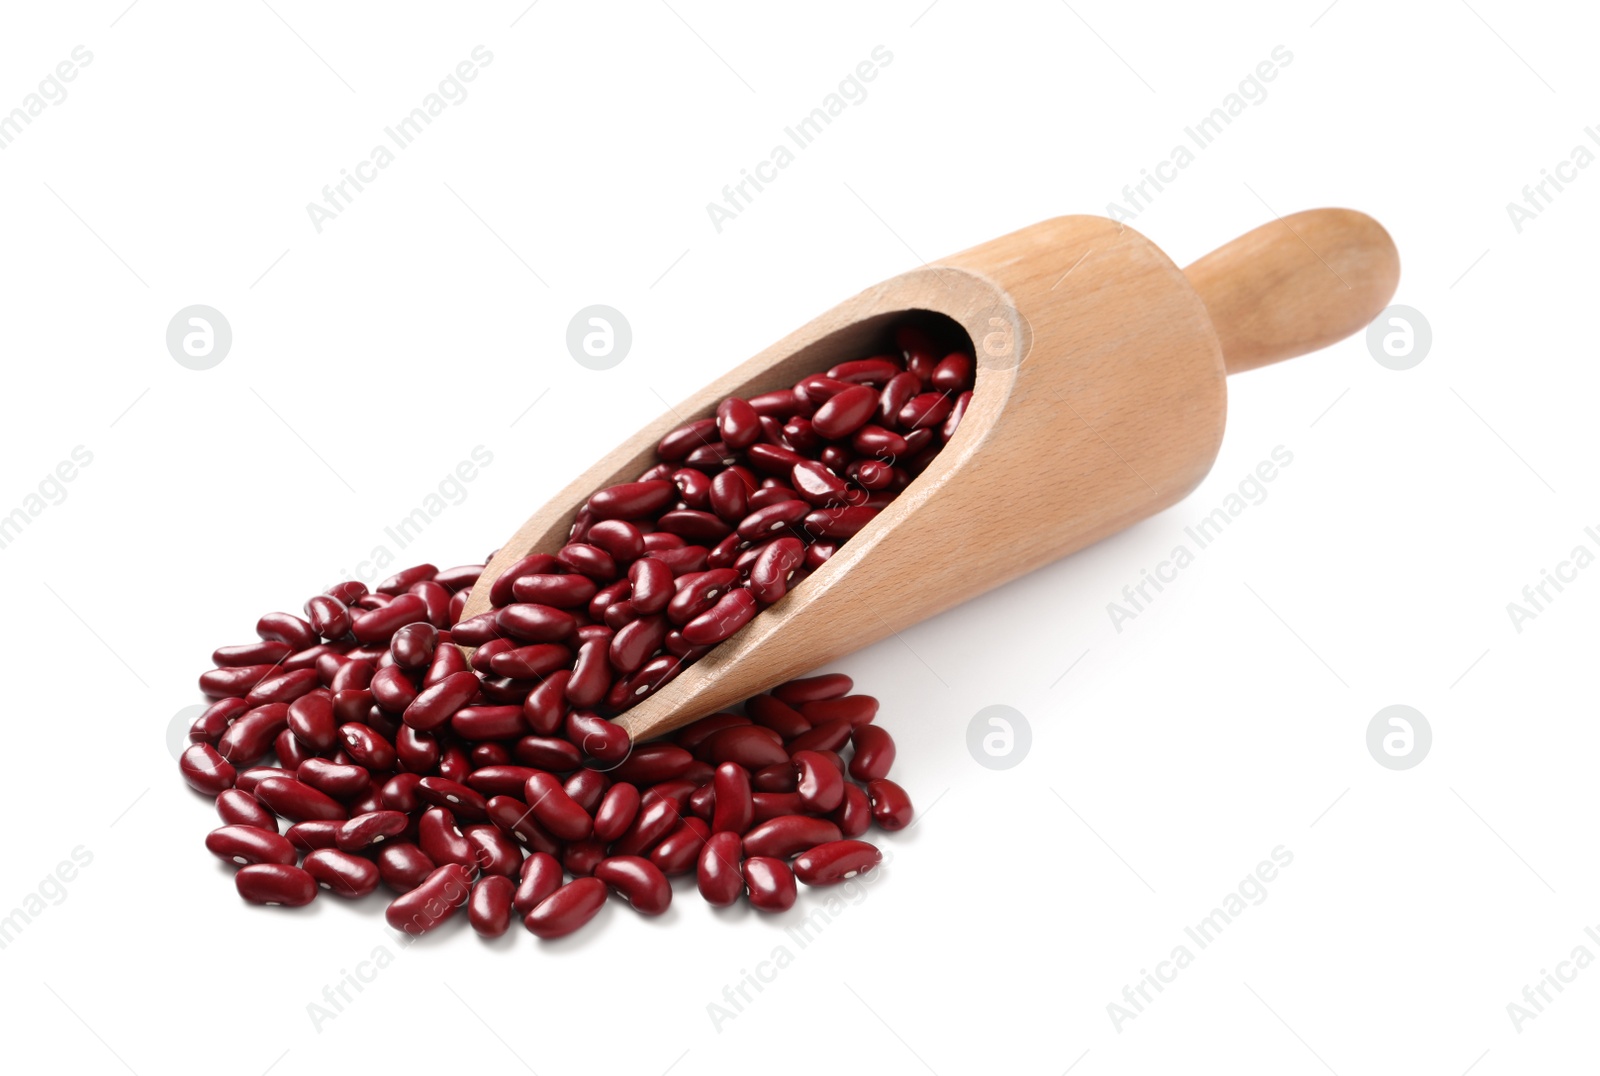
[179, 322, 972, 940]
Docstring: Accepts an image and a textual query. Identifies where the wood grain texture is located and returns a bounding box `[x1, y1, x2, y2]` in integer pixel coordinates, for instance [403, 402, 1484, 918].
[459, 209, 1397, 742]
[1183, 207, 1400, 374]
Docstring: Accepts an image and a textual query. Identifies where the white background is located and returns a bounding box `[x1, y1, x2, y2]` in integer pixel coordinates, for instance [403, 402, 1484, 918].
[1, 1, 1595, 1073]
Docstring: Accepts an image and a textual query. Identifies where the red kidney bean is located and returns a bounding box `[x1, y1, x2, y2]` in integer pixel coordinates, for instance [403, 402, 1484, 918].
[350, 594, 428, 644]
[376, 842, 435, 892]
[513, 852, 563, 915]
[609, 614, 667, 675]
[410, 581, 454, 627]
[213, 639, 294, 667]
[188, 696, 249, 746]
[593, 856, 673, 920]
[235, 766, 292, 795]
[390, 622, 438, 669]
[402, 670, 478, 732]
[750, 792, 806, 824]
[438, 745, 471, 783]
[324, 580, 368, 605]
[589, 479, 677, 520]
[198, 664, 275, 698]
[867, 778, 913, 830]
[336, 810, 408, 851]
[563, 769, 609, 814]
[899, 391, 953, 430]
[556, 543, 618, 582]
[716, 396, 761, 449]
[627, 557, 674, 616]
[642, 778, 699, 814]
[391, 726, 437, 774]
[496, 603, 576, 644]
[258, 611, 318, 651]
[942, 389, 972, 441]
[521, 671, 571, 736]
[418, 807, 476, 867]
[386, 862, 475, 934]
[751, 763, 798, 793]
[743, 815, 842, 859]
[697, 832, 744, 906]
[787, 718, 854, 755]
[791, 750, 845, 813]
[511, 574, 597, 609]
[286, 691, 337, 753]
[450, 704, 529, 742]
[810, 384, 878, 439]
[803, 506, 878, 540]
[879, 370, 920, 423]
[793, 839, 882, 885]
[255, 776, 347, 822]
[485, 796, 559, 855]
[704, 725, 788, 770]
[681, 587, 756, 646]
[245, 668, 318, 708]
[338, 724, 396, 771]
[611, 796, 679, 857]
[297, 758, 371, 801]
[381, 773, 425, 813]
[370, 665, 418, 713]
[746, 694, 810, 739]
[377, 564, 436, 595]
[586, 519, 645, 563]
[331, 687, 375, 726]
[648, 544, 710, 576]
[523, 772, 592, 841]
[849, 724, 896, 781]
[465, 824, 523, 877]
[651, 817, 709, 876]
[829, 357, 901, 386]
[607, 744, 689, 786]
[592, 782, 641, 843]
[303, 849, 381, 898]
[771, 672, 851, 704]
[523, 876, 608, 939]
[804, 542, 837, 569]
[417, 776, 489, 821]
[800, 694, 879, 727]
[465, 765, 541, 798]
[237, 863, 317, 907]
[560, 838, 604, 877]
[736, 500, 809, 541]
[711, 762, 753, 835]
[853, 459, 894, 490]
[216, 788, 277, 832]
[831, 783, 872, 838]
[216, 701, 291, 768]
[514, 736, 583, 772]
[286, 819, 341, 852]
[207, 825, 296, 867]
[931, 352, 973, 391]
[675, 712, 750, 754]
[179, 743, 236, 796]
[565, 710, 630, 764]
[564, 638, 613, 708]
[741, 857, 797, 912]
[468, 874, 516, 937]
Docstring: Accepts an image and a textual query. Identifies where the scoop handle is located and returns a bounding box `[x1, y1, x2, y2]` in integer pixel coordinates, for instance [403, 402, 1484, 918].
[1183, 207, 1400, 375]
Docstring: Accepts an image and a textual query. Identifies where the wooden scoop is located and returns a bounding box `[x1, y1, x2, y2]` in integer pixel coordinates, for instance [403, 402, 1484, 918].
[461, 208, 1399, 742]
